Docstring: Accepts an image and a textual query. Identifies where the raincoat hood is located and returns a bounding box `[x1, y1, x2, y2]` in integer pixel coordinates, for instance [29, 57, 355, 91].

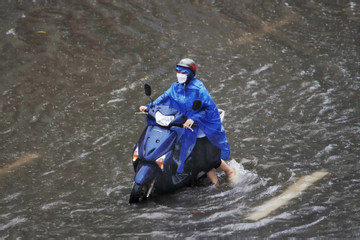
[176, 66, 194, 84]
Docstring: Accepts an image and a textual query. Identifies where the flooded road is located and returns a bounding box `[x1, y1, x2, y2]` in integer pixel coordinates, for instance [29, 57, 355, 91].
[1, 0, 359, 238]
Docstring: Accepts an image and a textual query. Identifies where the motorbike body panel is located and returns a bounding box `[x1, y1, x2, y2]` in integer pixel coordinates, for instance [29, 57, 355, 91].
[134, 163, 160, 185]
[139, 125, 177, 161]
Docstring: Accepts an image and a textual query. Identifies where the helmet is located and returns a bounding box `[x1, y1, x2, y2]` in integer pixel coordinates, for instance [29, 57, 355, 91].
[176, 58, 197, 76]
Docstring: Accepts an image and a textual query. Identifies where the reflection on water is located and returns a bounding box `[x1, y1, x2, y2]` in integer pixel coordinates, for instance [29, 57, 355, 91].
[0, 0, 359, 238]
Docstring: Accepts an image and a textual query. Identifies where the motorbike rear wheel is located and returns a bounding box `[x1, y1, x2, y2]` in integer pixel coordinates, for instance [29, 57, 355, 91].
[129, 182, 148, 203]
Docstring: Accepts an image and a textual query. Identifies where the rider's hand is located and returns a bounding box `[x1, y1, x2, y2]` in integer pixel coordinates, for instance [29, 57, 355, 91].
[183, 119, 194, 129]
[139, 106, 147, 112]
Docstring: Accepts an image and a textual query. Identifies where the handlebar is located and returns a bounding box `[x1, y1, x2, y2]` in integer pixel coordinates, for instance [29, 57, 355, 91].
[170, 123, 197, 132]
[135, 107, 196, 132]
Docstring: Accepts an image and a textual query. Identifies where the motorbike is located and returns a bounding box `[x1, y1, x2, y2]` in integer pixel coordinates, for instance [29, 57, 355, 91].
[129, 84, 210, 203]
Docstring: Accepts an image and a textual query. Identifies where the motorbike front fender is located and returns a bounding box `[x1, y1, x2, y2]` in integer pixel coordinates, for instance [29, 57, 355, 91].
[134, 164, 160, 185]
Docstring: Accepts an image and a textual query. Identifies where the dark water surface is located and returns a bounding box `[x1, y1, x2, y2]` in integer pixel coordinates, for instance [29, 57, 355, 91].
[1, 0, 359, 238]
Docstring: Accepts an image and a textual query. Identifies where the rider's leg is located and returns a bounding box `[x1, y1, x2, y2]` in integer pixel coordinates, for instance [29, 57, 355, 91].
[207, 169, 219, 186]
[219, 160, 235, 181]
[202, 138, 221, 185]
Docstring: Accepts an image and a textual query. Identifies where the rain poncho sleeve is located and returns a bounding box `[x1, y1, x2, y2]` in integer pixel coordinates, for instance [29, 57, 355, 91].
[146, 88, 171, 110]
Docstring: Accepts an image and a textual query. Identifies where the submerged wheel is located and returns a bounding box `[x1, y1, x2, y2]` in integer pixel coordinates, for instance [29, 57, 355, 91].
[129, 182, 148, 204]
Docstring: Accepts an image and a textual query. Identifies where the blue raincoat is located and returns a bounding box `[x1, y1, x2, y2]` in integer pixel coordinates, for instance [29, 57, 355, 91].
[146, 77, 230, 173]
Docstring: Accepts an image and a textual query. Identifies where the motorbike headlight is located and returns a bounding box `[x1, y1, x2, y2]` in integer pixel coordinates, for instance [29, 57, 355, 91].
[155, 111, 174, 127]
[155, 154, 166, 170]
[132, 147, 139, 161]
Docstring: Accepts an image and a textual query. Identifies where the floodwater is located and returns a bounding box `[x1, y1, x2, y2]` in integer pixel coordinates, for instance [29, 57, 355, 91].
[0, 0, 359, 238]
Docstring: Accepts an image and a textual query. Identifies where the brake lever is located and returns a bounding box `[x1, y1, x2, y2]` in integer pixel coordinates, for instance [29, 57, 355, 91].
[135, 112, 148, 115]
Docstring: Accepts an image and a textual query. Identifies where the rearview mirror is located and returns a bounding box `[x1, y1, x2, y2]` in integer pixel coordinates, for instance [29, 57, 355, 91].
[144, 83, 151, 96]
[192, 100, 202, 111]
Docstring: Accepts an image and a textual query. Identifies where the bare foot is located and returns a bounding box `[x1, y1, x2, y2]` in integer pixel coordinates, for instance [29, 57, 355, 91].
[227, 167, 238, 183]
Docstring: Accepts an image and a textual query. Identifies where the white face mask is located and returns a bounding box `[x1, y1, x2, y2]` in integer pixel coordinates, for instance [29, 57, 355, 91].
[177, 73, 187, 84]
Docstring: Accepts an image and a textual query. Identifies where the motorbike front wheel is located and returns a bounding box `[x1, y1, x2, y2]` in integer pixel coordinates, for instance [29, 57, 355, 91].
[129, 182, 148, 203]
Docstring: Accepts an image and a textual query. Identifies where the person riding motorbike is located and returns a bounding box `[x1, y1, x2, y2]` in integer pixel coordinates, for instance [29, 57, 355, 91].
[139, 58, 235, 185]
